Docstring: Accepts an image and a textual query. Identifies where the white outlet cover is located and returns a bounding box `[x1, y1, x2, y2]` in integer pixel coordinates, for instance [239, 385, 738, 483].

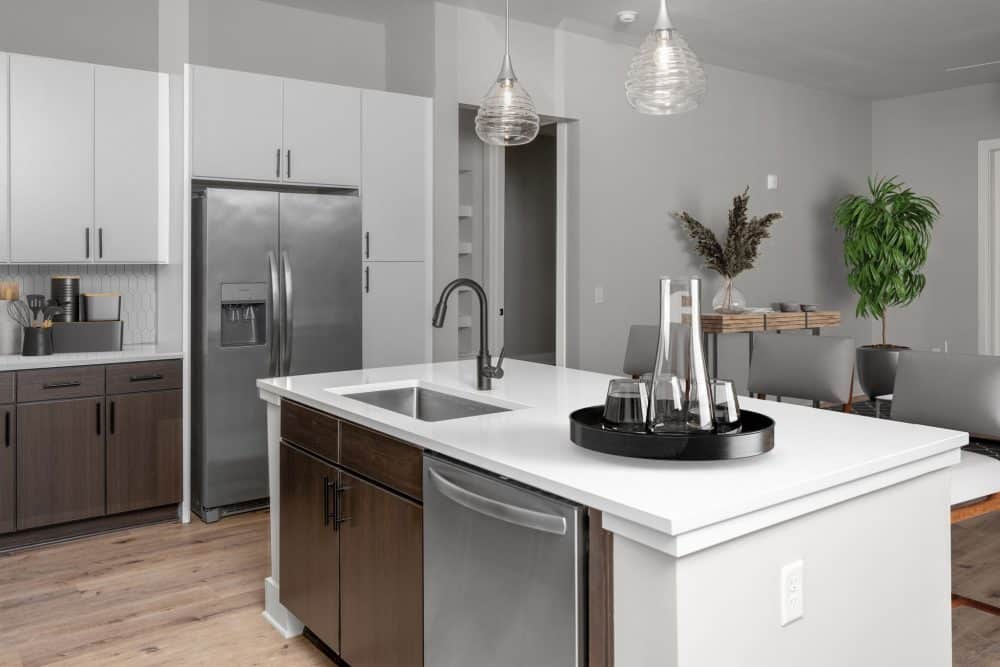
[594, 286, 605, 304]
[767, 174, 779, 190]
[780, 560, 804, 626]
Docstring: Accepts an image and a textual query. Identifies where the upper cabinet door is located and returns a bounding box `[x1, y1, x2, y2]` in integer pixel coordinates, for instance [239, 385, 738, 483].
[10, 55, 94, 263]
[362, 91, 432, 262]
[192, 66, 283, 183]
[0, 54, 9, 263]
[283, 79, 360, 187]
[95, 65, 167, 263]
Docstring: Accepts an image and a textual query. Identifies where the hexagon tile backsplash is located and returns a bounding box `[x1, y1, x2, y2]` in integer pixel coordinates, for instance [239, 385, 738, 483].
[0, 265, 157, 344]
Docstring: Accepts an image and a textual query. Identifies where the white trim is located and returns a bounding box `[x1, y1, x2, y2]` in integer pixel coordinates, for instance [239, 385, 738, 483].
[555, 124, 568, 367]
[978, 138, 1000, 354]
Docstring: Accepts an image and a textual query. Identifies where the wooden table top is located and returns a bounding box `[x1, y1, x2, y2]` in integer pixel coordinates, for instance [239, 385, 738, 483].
[700, 310, 841, 334]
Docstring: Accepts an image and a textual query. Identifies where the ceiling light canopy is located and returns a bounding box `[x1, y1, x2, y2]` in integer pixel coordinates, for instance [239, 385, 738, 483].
[475, 0, 540, 147]
[625, 0, 706, 115]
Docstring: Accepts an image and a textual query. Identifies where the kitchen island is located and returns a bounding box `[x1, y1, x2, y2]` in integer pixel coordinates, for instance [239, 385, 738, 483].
[258, 359, 967, 667]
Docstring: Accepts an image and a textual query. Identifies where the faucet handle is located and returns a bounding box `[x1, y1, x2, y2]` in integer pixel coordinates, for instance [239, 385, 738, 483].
[491, 348, 505, 379]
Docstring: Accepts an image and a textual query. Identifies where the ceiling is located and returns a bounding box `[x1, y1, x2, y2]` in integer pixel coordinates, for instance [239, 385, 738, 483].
[264, 0, 1000, 99]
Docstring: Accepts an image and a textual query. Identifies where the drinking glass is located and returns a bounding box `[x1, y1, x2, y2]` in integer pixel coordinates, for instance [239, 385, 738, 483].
[711, 379, 741, 433]
[602, 378, 649, 432]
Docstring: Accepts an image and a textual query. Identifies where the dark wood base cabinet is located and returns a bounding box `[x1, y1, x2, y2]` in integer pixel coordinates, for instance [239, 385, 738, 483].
[280, 401, 423, 667]
[0, 404, 14, 535]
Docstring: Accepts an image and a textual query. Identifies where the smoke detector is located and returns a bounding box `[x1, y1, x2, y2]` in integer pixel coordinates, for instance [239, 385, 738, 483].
[617, 10, 639, 24]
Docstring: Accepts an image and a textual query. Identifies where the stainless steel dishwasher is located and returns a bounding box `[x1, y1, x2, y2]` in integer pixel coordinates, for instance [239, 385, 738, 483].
[423, 454, 584, 667]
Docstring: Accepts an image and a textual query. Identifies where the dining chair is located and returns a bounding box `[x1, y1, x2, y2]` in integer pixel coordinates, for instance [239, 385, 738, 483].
[891, 350, 1000, 615]
[747, 333, 856, 410]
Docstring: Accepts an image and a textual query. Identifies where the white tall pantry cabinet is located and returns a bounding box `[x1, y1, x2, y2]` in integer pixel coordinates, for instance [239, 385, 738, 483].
[0, 54, 8, 262]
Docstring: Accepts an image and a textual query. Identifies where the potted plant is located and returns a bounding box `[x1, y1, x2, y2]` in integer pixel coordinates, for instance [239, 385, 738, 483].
[833, 176, 939, 400]
[673, 187, 783, 313]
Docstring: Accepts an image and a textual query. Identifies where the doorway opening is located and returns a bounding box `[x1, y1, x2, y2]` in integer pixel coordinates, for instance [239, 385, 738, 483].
[978, 138, 1000, 354]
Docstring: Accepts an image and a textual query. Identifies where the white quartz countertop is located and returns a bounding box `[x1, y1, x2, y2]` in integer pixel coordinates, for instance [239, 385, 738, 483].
[0, 344, 183, 371]
[258, 360, 967, 541]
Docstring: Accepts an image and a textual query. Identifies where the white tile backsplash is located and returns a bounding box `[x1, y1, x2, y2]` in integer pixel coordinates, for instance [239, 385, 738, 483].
[0, 265, 156, 344]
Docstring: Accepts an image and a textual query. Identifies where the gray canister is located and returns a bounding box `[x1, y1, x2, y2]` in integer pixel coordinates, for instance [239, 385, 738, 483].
[0, 301, 22, 355]
[51, 275, 80, 322]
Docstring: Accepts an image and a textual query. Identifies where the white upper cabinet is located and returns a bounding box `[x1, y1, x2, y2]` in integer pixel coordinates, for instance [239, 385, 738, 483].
[283, 79, 360, 187]
[362, 261, 428, 368]
[10, 55, 95, 263]
[192, 66, 284, 183]
[95, 65, 167, 263]
[0, 54, 9, 263]
[362, 90, 432, 262]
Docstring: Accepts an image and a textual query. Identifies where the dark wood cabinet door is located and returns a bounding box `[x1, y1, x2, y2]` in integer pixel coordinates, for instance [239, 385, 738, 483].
[279, 442, 340, 652]
[17, 398, 105, 530]
[106, 390, 182, 514]
[340, 471, 423, 667]
[0, 406, 14, 534]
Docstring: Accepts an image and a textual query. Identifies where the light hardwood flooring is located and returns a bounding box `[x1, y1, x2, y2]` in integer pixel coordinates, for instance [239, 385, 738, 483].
[0, 509, 997, 665]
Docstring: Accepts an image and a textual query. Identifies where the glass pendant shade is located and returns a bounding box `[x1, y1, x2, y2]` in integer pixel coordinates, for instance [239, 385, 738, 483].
[475, 1, 540, 146]
[625, 0, 706, 115]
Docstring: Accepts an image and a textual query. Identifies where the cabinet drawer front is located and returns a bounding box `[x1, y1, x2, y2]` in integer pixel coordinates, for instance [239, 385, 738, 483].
[106, 360, 182, 394]
[340, 421, 422, 500]
[0, 373, 14, 405]
[17, 366, 105, 402]
[281, 401, 339, 463]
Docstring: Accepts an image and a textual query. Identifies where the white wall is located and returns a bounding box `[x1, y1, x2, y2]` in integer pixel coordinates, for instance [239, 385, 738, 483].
[872, 83, 1000, 353]
[188, 0, 387, 89]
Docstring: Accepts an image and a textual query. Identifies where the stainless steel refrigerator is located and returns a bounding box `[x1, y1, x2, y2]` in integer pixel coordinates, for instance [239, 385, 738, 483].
[192, 186, 361, 522]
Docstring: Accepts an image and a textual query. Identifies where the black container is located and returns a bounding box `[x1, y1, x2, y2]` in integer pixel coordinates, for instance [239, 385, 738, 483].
[50, 275, 80, 322]
[569, 406, 774, 460]
[21, 327, 53, 356]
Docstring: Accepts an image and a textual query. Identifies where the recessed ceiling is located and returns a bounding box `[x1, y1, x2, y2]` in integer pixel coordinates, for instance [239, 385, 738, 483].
[264, 0, 1000, 99]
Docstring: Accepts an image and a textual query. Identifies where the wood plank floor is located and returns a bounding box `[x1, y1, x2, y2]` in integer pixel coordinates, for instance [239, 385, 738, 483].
[0, 509, 997, 665]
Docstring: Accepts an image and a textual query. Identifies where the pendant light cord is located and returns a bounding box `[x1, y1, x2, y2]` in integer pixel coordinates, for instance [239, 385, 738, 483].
[505, 0, 510, 56]
[656, 0, 674, 30]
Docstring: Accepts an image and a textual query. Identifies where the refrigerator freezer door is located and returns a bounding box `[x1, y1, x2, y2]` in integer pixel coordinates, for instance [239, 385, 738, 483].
[279, 193, 362, 376]
[193, 188, 278, 513]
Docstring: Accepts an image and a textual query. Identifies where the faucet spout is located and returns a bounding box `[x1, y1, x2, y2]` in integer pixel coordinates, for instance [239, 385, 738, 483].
[432, 278, 503, 390]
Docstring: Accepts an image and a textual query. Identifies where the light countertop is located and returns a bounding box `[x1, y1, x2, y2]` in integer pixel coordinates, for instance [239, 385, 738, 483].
[258, 359, 967, 546]
[0, 344, 183, 371]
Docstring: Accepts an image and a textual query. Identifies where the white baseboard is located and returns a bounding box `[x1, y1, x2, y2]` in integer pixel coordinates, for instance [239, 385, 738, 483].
[262, 576, 304, 639]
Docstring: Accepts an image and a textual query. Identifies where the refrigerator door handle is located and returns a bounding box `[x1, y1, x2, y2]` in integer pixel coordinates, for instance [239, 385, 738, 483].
[266, 251, 280, 377]
[281, 250, 294, 375]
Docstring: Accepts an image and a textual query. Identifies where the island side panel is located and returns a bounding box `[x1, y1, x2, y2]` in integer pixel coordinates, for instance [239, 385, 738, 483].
[588, 508, 615, 667]
[613, 469, 952, 667]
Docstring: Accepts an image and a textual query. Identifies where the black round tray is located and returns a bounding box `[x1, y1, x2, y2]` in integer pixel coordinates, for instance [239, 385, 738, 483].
[569, 406, 774, 461]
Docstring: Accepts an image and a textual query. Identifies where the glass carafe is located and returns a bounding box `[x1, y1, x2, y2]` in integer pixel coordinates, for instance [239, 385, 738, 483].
[647, 277, 714, 433]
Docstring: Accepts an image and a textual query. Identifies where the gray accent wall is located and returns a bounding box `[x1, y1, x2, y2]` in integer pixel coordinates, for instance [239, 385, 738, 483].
[872, 83, 1000, 354]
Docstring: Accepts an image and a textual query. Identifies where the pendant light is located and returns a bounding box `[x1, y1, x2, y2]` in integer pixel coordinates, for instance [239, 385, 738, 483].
[475, 0, 540, 146]
[625, 0, 706, 115]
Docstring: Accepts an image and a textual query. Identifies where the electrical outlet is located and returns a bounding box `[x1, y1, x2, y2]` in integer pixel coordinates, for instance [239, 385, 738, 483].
[767, 174, 779, 190]
[594, 286, 605, 304]
[780, 560, 804, 626]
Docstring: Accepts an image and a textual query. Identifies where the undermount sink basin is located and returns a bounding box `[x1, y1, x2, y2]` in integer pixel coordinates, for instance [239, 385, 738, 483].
[341, 386, 512, 422]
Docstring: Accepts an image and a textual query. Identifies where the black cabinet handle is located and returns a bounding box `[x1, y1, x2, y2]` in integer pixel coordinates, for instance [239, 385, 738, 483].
[335, 484, 352, 527]
[43, 380, 81, 390]
[129, 374, 163, 383]
[109, 400, 116, 435]
[364, 231, 370, 259]
[323, 476, 338, 527]
[85, 228, 90, 258]
[96, 402, 102, 435]
[287, 149, 291, 179]
[364, 266, 370, 293]
[98, 228, 104, 259]
[276, 148, 281, 178]
[4, 411, 9, 448]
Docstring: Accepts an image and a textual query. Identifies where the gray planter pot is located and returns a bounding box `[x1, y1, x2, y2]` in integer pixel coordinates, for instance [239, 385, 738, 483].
[856, 345, 909, 400]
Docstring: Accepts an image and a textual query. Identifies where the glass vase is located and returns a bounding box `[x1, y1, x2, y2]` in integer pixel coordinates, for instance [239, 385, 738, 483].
[712, 277, 747, 314]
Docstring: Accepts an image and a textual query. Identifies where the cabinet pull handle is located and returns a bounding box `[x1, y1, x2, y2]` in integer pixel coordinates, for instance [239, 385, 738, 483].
[364, 266, 370, 293]
[276, 148, 281, 178]
[109, 400, 116, 435]
[129, 373, 163, 383]
[323, 476, 338, 527]
[43, 380, 81, 389]
[364, 231, 370, 259]
[98, 228, 104, 259]
[286, 149, 291, 179]
[96, 401, 102, 436]
[4, 411, 9, 448]
[85, 228, 90, 259]
[335, 484, 352, 527]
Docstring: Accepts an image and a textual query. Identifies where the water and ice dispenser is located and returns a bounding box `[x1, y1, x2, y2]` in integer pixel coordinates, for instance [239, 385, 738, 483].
[220, 283, 267, 347]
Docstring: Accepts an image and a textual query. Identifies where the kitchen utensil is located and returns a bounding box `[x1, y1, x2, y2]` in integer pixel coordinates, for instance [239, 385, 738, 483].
[7, 301, 32, 329]
[602, 378, 649, 432]
[21, 326, 53, 356]
[50, 276, 80, 322]
[648, 277, 714, 433]
[799, 304, 818, 312]
[80, 292, 122, 321]
[26, 294, 45, 324]
[710, 379, 742, 433]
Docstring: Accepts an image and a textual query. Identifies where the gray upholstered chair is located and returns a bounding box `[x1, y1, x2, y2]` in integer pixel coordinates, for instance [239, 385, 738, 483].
[891, 350, 1000, 615]
[747, 334, 856, 410]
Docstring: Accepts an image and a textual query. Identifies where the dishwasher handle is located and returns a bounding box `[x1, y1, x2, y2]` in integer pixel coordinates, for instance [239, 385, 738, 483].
[427, 467, 567, 535]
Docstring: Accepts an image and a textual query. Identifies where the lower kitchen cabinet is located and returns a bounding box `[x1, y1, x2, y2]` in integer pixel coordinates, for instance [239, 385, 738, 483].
[0, 406, 14, 534]
[340, 470, 423, 667]
[17, 398, 105, 530]
[106, 390, 182, 515]
[280, 442, 341, 653]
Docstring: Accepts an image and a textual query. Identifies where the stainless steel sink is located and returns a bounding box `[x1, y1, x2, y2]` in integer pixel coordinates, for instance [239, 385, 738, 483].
[343, 386, 511, 422]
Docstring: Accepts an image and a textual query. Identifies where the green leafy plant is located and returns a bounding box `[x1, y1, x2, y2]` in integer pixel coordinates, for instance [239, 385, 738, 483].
[833, 176, 939, 346]
[673, 187, 783, 279]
